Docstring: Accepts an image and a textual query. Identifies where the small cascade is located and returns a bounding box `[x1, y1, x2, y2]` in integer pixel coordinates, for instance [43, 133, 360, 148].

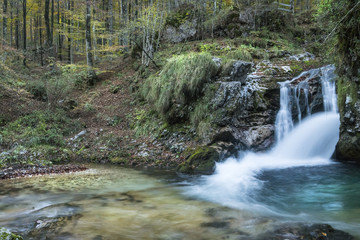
[275, 64, 337, 140]
[294, 81, 310, 122]
[321, 65, 338, 112]
[275, 82, 294, 141]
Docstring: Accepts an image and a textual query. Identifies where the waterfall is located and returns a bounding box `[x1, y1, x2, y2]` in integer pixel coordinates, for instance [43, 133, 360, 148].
[187, 65, 340, 211]
[321, 65, 338, 112]
[275, 64, 337, 141]
[275, 82, 294, 141]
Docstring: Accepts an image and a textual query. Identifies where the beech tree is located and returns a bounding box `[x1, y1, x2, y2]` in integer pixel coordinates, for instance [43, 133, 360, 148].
[0, 0, 318, 66]
[86, 0, 96, 81]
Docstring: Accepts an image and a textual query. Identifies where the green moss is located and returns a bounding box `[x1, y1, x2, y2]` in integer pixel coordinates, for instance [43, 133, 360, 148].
[177, 146, 219, 175]
[110, 157, 129, 165]
[337, 76, 358, 115]
[0, 228, 23, 240]
[142, 52, 219, 122]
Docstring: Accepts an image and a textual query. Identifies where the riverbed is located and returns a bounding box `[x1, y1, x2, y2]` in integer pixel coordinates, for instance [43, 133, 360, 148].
[0, 163, 359, 239]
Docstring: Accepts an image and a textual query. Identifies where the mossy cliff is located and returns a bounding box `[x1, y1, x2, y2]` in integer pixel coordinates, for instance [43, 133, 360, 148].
[335, 0, 360, 162]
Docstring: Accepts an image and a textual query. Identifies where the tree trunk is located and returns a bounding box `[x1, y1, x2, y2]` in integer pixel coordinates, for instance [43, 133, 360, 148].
[108, 0, 114, 47]
[39, 0, 44, 66]
[45, 0, 51, 46]
[23, 0, 27, 66]
[10, 0, 13, 46]
[57, 0, 62, 61]
[3, 0, 8, 45]
[86, 0, 96, 81]
[23, 0, 26, 51]
[15, 1, 19, 49]
[51, 0, 54, 45]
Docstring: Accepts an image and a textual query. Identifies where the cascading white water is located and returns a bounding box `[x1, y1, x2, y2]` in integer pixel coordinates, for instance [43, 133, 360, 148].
[321, 65, 338, 112]
[275, 82, 294, 141]
[187, 65, 340, 211]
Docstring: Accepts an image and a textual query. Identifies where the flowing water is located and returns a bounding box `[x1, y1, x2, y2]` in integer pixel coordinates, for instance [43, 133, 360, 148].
[1, 65, 359, 239]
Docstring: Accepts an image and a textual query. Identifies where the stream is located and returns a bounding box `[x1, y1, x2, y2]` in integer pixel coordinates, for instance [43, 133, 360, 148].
[0, 164, 359, 239]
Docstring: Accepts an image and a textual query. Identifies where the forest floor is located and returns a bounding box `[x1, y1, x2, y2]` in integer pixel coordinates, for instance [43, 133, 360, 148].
[0, 9, 328, 178]
[0, 52, 187, 179]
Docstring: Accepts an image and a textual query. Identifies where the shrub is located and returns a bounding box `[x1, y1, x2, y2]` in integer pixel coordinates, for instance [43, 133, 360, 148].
[225, 46, 253, 61]
[142, 52, 219, 121]
[0, 109, 81, 148]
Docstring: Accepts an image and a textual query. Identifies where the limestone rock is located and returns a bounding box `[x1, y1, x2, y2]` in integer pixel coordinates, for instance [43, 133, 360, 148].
[164, 19, 197, 43]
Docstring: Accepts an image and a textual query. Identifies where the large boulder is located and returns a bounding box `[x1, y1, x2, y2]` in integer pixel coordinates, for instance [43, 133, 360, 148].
[177, 146, 220, 175]
[164, 19, 197, 43]
[336, 97, 360, 161]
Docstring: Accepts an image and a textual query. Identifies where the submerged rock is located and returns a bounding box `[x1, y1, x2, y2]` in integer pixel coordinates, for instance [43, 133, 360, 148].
[256, 223, 354, 240]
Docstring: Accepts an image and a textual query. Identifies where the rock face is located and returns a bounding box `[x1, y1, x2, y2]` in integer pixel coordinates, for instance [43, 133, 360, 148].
[164, 19, 197, 43]
[334, 2, 360, 163]
[336, 96, 360, 162]
[208, 61, 329, 153]
[175, 58, 329, 174]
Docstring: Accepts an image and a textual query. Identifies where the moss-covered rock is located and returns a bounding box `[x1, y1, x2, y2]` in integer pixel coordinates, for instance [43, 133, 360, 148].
[0, 228, 23, 240]
[177, 146, 220, 175]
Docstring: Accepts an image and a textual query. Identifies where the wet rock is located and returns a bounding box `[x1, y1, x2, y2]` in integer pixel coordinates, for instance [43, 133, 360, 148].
[257, 223, 354, 240]
[221, 60, 253, 84]
[289, 52, 315, 61]
[200, 221, 230, 229]
[177, 146, 220, 175]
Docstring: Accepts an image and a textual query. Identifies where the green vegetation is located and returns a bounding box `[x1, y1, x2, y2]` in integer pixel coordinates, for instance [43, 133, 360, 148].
[142, 52, 219, 122]
[26, 64, 88, 105]
[0, 109, 81, 167]
[0, 228, 23, 240]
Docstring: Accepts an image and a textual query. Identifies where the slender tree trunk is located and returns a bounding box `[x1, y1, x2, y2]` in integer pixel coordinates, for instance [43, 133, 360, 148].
[39, 0, 44, 66]
[15, 2, 19, 49]
[45, 0, 51, 46]
[51, 0, 54, 45]
[30, 18, 33, 44]
[58, 0, 62, 61]
[10, 1, 13, 47]
[70, 1, 74, 63]
[86, 0, 96, 81]
[67, 1, 72, 63]
[3, 0, 8, 45]
[108, 0, 114, 47]
[92, 8, 97, 61]
[23, 0, 27, 66]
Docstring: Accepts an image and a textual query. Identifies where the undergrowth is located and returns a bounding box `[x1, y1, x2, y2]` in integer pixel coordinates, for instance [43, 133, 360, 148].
[142, 52, 219, 121]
